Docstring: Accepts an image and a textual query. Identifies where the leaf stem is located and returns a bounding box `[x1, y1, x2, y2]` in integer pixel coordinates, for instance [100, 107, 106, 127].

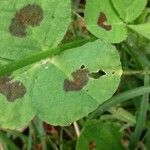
[89, 86, 150, 119]
[73, 122, 80, 137]
[129, 70, 150, 149]
[123, 70, 150, 75]
[0, 37, 96, 77]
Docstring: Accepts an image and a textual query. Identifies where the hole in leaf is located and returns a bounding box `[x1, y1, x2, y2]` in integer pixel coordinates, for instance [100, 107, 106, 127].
[88, 141, 96, 150]
[80, 65, 85, 69]
[97, 12, 112, 31]
[9, 4, 44, 37]
[63, 69, 89, 92]
[0, 76, 27, 102]
[88, 69, 106, 79]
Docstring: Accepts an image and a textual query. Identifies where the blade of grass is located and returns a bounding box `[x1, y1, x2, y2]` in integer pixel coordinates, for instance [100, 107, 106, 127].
[0, 130, 19, 150]
[129, 70, 150, 149]
[27, 124, 32, 150]
[32, 117, 47, 150]
[123, 42, 150, 68]
[89, 86, 150, 119]
[0, 37, 96, 77]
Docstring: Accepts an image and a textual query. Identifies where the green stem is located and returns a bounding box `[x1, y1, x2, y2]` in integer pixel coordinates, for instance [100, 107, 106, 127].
[123, 70, 150, 75]
[0, 37, 96, 77]
[27, 124, 32, 150]
[89, 86, 150, 119]
[129, 71, 150, 150]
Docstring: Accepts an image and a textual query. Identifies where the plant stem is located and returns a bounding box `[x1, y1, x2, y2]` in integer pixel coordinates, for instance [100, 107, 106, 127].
[73, 122, 80, 137]
[89, 86, 150, 119]
[123, 42, 150, 68]
[0, 37, 96, 77]
[60, 128, 63, 150]
[0, 130, 19, 150]
[123, 70, 150, 75]
[27, 124, 32, 150]
[129, 70, 150, 150]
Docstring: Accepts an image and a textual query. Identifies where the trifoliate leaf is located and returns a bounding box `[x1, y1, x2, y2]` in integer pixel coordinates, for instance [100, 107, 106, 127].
[84, 0, 127, 43]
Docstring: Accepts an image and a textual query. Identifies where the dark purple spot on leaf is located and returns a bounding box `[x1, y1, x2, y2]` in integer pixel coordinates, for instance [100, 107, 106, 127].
[97, 12, 112, 31]
[0, 76, 26, 102]
[88, 141, 96, 150]
[63, 69, 89, 92]
[88, 69, 106, 79]
[9, 4, 44, 37]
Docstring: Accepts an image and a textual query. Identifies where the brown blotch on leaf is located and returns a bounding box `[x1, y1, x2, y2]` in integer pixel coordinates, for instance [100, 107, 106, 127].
[0, 76, 26, 102]
[88, 69, 106, 79]
[88, 141, 96, 150]
[97, 12, 112, 31]
[63, 69, 89, 92]
[9, 4, 44, 37]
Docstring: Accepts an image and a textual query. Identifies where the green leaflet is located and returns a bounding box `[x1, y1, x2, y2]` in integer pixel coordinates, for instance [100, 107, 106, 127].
[0, 0, 71, 60]
[0, 67, 36, 129]
[76, 121, 125, 150]
[128, 23, 150, 40]
[85, 0, 149, 43]
[84, 0, 127, 43]
[0, 40, 122, 129]
[111, 0, 147, 23]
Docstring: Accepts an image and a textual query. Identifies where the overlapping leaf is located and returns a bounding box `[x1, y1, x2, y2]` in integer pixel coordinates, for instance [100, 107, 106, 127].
[76, 121, 125, 150]
[0, 40, 122, 129]
[0, 0, 71, 60]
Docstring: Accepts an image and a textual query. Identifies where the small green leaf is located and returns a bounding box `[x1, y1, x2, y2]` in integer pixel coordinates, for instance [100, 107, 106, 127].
[84, 0, 127, 43]
[111, 0, 147, 22]
[32, 40, 122, 126]
[0, 0, 71, 59]
[128, 23, 150, 40]
[76, 121, 125, 150]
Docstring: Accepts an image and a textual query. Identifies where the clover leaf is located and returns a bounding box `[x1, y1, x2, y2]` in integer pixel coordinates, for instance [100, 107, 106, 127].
[0, 0, 71, 60]
[0, 40, 122, 129]
[85, 0, 149, 43]
[76, 121, 125, 150]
